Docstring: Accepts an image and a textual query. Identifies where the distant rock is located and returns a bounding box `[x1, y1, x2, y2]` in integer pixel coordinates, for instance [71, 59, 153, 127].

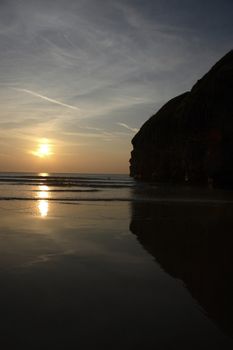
[130, 50, 233, 187]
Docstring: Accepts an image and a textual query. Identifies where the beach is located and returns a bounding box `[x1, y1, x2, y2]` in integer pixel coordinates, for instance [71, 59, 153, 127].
[0, 173, 233, 348]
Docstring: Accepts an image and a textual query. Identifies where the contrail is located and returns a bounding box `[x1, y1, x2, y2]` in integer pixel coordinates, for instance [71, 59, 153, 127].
[117, 122, 138, 133]
[13, 88, 80, 111]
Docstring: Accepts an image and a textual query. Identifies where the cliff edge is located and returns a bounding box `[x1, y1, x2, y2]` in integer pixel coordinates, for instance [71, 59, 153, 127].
[130, 50, 233, 187]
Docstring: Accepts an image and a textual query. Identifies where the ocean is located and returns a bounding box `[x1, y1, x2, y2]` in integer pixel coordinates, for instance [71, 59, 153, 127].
[0, 172, 134, 203]
[0, 172, 233, 349]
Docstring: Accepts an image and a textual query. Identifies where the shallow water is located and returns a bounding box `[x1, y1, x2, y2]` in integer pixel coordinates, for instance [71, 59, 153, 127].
[0, 173, 233, 348]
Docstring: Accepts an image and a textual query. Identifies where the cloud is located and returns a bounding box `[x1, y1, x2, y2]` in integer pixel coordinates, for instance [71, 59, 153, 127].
[117, 123, 139, 133]
[13, 88, 80, 111]
[0, 0, 232, 172]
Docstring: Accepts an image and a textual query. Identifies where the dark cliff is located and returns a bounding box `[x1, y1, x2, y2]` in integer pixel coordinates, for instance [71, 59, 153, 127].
[130, 50, 233, 187]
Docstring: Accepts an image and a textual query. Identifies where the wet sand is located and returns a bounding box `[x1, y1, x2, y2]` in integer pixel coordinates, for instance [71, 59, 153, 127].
[0, 199, 233, 349]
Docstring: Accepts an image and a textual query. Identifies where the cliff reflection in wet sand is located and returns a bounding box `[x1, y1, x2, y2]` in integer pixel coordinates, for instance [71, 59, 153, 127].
[130, 199, 233, 337]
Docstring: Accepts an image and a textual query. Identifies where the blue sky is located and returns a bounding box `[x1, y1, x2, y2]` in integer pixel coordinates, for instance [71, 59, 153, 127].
[0, 0, 232, 172]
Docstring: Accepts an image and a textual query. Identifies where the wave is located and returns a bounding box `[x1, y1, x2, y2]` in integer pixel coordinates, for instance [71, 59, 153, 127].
[0, 173, 134, 188]
[0, 197, 131, 202]
[0, 174, 132, 182]
[31, 189, 100, 192]
[1, 196, 233, 205]
[2, 173, 233, 205]
[0, 181, 133, 188]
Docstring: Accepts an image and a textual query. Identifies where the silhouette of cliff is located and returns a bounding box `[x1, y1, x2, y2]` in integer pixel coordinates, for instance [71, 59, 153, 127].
[130, 50, 233, 187]
[130, 200, 233, 338]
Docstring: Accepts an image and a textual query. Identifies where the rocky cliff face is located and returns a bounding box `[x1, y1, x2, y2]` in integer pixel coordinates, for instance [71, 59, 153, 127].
[130, 50, 233, 187]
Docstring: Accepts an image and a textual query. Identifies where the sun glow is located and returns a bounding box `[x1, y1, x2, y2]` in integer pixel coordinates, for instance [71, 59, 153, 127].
[32, 142, 53, 158]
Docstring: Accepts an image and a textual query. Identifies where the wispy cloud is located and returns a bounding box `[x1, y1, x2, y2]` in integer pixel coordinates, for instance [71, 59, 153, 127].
[13, 88, 80, 111]
[117, 123, 138, 133]
[0, 0, 232, 172]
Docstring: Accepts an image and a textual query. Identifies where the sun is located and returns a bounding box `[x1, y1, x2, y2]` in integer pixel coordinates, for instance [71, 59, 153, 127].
[32, 142, 53, 158]
[38, 144, 50, 157]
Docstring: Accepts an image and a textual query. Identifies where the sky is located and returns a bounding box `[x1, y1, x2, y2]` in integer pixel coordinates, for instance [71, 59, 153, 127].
[0, 0, 232, 173]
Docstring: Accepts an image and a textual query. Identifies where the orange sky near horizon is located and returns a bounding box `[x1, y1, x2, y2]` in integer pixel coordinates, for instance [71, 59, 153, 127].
[0, 136, 132, 174]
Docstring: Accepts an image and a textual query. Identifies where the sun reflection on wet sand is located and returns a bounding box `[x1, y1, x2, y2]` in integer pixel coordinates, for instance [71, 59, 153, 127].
[38, 200, 49, 217]
[36, 185, 50, 217]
